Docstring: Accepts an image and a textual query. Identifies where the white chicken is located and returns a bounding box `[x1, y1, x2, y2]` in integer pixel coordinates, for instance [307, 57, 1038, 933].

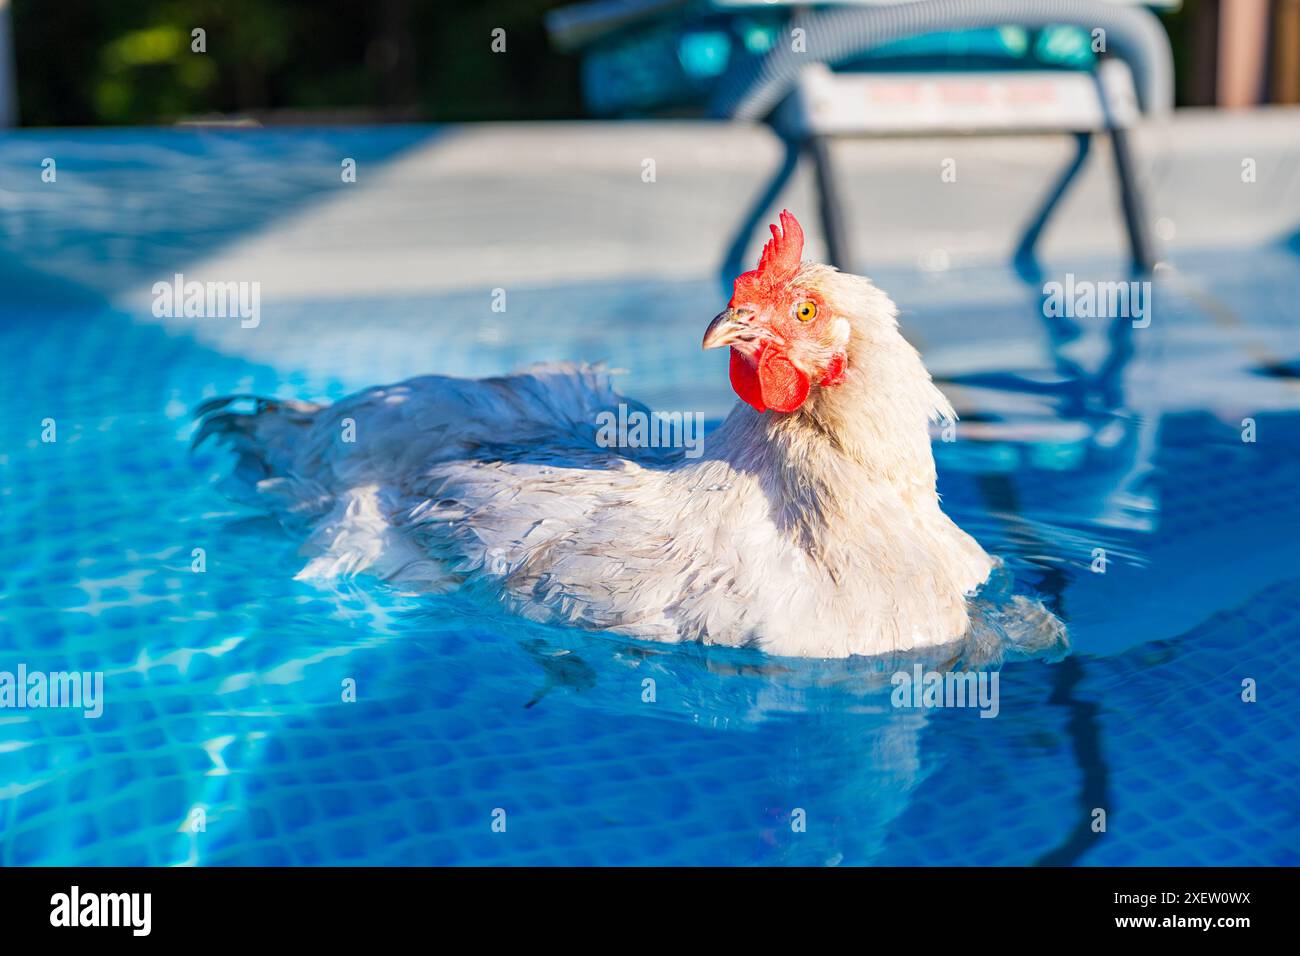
[197, 210, 1024, 659]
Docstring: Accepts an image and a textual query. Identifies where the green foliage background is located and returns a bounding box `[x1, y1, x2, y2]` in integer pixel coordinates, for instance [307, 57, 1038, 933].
[12, 0, 582, 126]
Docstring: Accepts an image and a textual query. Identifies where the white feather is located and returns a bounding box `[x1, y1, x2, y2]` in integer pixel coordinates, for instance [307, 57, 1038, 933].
[203, 270, 1005, 658]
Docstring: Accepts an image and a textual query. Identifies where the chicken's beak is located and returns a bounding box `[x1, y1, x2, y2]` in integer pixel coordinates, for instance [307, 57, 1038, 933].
[702, 308, 755, 350]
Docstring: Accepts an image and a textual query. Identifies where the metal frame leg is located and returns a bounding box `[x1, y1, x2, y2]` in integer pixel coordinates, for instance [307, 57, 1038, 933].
[807, 134, 853, 271]
[1109, 124, 1156, 274]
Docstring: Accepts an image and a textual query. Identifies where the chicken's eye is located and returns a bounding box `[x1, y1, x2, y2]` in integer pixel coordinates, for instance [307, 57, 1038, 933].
[795, 301, 817, 322]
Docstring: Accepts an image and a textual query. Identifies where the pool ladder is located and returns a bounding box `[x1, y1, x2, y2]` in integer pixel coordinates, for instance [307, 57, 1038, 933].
[713, 0, 1175, 281]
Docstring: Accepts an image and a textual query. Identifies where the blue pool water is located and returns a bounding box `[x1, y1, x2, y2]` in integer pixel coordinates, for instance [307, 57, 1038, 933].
[1, 129, 1298, 865]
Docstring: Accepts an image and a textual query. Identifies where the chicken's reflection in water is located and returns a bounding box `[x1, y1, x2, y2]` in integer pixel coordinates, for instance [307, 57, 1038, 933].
[388, 571, 1069, 864]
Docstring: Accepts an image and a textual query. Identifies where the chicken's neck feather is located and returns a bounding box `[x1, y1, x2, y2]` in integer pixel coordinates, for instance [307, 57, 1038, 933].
[707, 274, 954, 558]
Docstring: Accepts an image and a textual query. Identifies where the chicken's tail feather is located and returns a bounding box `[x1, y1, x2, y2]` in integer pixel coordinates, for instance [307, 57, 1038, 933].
[191, 395, 319, 450]
[192, 394, 326, 510]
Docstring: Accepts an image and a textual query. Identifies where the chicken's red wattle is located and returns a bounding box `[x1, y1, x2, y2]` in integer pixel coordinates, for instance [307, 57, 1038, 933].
[729, 343, 810, 414]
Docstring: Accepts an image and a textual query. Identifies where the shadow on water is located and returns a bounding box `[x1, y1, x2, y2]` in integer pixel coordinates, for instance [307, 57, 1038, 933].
[522, 639, 598, 709]
[952, 270, 1153, 864]
[0, 126, 441, 306]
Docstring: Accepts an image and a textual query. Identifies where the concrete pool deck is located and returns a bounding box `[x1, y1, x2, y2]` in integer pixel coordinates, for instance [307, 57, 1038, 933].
[0, 110, 1296, 420]
[152, 108, 1300, 301]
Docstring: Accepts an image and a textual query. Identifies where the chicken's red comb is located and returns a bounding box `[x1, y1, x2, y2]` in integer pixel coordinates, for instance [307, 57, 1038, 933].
[755, 209, 804, 280]
[731, 209, 804, 303]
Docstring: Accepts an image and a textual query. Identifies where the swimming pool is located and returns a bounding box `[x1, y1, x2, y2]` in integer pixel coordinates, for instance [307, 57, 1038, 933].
[0, 127, 1297, 865]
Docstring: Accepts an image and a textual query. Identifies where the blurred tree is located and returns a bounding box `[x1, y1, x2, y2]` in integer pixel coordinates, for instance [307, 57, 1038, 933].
[11, 0, 582, 125]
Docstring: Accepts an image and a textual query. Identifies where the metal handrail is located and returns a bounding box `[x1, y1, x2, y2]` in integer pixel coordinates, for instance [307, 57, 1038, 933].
[710, 0, 1174, 121]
